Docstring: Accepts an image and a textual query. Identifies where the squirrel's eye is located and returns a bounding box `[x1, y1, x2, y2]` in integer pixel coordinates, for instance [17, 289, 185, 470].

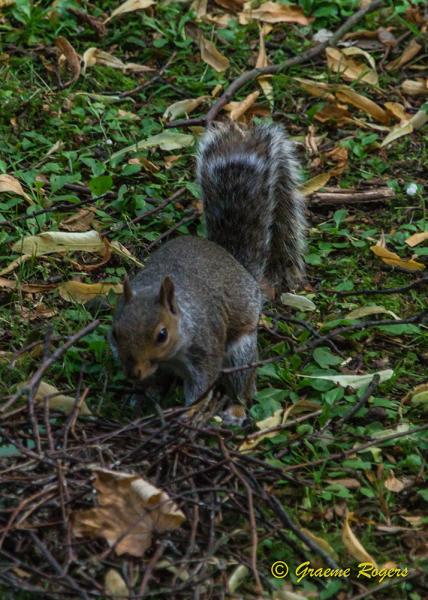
[156, 327, 168, 344]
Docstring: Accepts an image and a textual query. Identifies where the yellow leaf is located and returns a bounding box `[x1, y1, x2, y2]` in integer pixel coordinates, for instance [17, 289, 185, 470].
[0, 174, 33, 204]
[301, 528, 339, 561]
[384, 102, 411, 123]
[72, 468, 185, 557]
[199, 36, 230, 72]
[295, 78, 389, 123]
[163, 96, 209, 121]
[326, 47, 378, 85]
[300, 172, 332, 196]
[33, 381, 92, 415]
[225, 90, 260, 121]
[12, 230, 107, 256]
[342, 512, 377, 567]
[58, 280, 123, 303]
[104, 0, 154, 23]
[341, 46, 377, 71]
[381, 108, 428, 148]
[401, 79, 428, 96]
[105, 570, 129, 599]
[405, 231, 428, 247]
[370, 244, 425, 272]
[346, 305, 400, 320]
[239, 2, 312, 26]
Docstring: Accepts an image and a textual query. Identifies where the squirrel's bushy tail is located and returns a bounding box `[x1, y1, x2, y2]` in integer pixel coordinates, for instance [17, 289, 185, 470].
[196, 122, 306, 291]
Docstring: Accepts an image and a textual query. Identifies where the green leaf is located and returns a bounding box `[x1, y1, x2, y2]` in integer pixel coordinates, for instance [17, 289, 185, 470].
[313, 347, 342, 368]
[88, 175, 113, 196]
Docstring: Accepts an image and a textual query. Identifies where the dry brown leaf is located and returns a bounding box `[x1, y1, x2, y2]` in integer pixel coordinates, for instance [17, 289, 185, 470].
[401, 79, 428, 96]
[325, 145, 348, 175]
[384, 472, 405, 493]
[129, 156, 160, 173]
[0, 255, 31, 276]
[55, 36, 81, 86]
[192, 0, 207, 18]
[0, 0, 15, 8]
[0, 277, 55, 294]
[239, 2, 312, 26]
[255, 28, 273, 104]
[314, 103, 352, 124]
[295, 78, 389, 124]
[199, 36, 229, 72]
[33, 381, 92, 415]
[381, 107, 428, 147]
[58, 280, 123, 303]
[0, 174, 33, 204]
[342, 511, 377, 567]
[214, 0, 244, 11]
[405, 231, 428, 247]
[72, 468, 185, 557]
[105, 569, 129, 599]
[370, 243, 425, 272]
[386, 39, 422, 71]
[82, 48, 153, 74]
[104, 0, 154, 24]
[325, 478, 361, 489]
[377, 28, 398, 47]
[225, 90, 260, 121]
[326, 47, 378, 85]
[59, 208, 96, 232]
[20, 303, 57, 321]
[384, 101, 411, 123]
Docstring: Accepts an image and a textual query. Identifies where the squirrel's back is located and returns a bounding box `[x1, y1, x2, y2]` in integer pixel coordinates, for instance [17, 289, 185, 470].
[197, 122, 306, 291]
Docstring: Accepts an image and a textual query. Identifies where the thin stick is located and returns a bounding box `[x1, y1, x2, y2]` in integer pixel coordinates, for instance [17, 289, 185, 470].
[284, 423, 428, 472]
[337, 374, 380, 426]
[322, 275, 428, 297]
[220, 439, 264, 597]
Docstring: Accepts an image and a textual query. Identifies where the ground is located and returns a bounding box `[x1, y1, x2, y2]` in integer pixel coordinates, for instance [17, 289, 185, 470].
[0, 0, 427, 598]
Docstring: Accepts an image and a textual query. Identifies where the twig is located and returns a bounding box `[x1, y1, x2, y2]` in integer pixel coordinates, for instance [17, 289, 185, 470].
[220, 440, 264, 597]
[283, 423, 428, 472]
[168, 0, 384, 127]
[266, 494, 340, 570]
[138, 540, 167, 596]
[297, 310, 428, 352]
[119, 51, 177, 98]
[321, 275, 428, 297]
[337, 374, 380, 426]
[101, 187, 186, 236]
[309, 187, 394, 207]
[1, 320, 99, 414]
[145, 209, 200, 252]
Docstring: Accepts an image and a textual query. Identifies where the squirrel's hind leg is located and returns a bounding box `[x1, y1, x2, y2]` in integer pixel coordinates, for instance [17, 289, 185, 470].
[224, 332, 258, 403]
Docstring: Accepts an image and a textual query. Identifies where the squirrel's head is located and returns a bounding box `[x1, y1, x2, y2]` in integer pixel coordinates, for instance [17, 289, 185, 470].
[112, 276, 180, 382]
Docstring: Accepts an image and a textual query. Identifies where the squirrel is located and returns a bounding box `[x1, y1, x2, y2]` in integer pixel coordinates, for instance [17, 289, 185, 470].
[112, 122, 306, 406]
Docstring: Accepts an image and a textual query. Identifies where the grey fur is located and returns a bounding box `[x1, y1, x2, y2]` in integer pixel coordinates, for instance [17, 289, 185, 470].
[197, 122, 306, 289]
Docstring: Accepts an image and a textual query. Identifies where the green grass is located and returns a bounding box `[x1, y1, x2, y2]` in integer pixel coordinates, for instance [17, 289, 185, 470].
[0, 0, 427, 598]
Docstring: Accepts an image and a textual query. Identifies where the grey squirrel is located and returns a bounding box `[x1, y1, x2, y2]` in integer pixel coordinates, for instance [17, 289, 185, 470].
[112, 122, 306, 406]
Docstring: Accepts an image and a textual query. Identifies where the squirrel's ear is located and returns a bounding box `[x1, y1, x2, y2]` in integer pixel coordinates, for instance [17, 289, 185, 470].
[159, 276, 177, 314]
[123, 276, 134, 304]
